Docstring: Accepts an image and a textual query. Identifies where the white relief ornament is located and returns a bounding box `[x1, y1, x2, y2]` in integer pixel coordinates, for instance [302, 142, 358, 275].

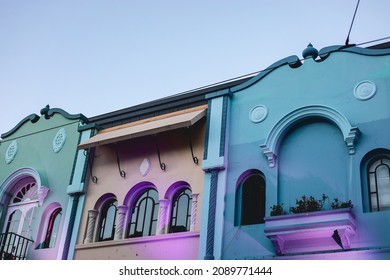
[249, 105, 268, 123]
[5, 140, 18, 164]
[354, 80, 377, 101]
[140, 158, 151, 177]
[53, 128, 67, 153]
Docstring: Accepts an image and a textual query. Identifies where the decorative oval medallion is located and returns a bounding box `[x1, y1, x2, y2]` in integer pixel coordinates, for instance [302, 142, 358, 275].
[53, 128, 67, 153]
[140, 158, 151, 177]
[354, 80, 377, 101]
[5, 140, 18, 164]
[249, 105, 268, 123]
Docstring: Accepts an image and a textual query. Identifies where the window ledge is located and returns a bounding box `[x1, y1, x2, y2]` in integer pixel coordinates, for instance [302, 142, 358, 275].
[76, 231, 200, 251]
[264, 209, 356, 255]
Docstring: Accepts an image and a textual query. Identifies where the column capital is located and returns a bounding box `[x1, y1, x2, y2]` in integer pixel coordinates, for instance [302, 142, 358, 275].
[191, 193, 199, 202]
[159, 198, 170, 208]
[117, 205, 128, 215]
[87, 209, 99, 218]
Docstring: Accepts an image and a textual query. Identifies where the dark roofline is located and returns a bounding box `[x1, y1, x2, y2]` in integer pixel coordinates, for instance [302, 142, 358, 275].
[367, 41, 390, 50]
[89, 76, 252, 129]
[90, 41, 390, 129]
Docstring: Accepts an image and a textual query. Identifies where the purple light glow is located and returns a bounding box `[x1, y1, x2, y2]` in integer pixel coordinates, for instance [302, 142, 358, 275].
[264, 209, 356, 256]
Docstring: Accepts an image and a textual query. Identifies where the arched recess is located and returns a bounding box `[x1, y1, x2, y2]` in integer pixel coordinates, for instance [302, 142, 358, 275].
[277, 120, 349, 207]
[260, 105, 360, 167]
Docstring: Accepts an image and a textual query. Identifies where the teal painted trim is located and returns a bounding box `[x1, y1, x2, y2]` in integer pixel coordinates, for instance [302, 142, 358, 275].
[229, 55, 302, 94]
[69, 132, 83, 185]
[2, 106, 90, 139]
[204, 169, 219, 260]
[319, 44, 390, 60]
[228, 45, 390, 95]
[62, 194, 80, 259]
[203, 100, 212, 160]
[78, 122, 101, 132]
[80, 130, 96, 184]
[1, 114, 40, 138]
[205, 89, 232, 100]
[219, 96, 229, 157]
[45, 107, 89, 124]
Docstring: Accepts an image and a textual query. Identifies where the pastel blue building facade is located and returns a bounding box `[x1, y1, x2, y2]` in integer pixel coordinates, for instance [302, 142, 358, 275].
[199, 44, 390, 259]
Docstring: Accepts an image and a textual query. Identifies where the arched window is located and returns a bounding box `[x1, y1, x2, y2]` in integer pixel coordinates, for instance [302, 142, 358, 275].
[97, 199, 117, 242]
[127, 188, 159, 238]
[5, 209, 22, 234]
[367, 157, 390, 212]
[3, 182, 38, 238]
[169, 188, 192, 233]
[42, 208, 62, 248]
[235, 170, 266, 226]
[36, 204, 62, 249]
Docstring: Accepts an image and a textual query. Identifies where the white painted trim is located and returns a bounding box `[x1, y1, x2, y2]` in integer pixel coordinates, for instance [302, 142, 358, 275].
[0, 167, 49, 204]
[260, 105, 360, 167]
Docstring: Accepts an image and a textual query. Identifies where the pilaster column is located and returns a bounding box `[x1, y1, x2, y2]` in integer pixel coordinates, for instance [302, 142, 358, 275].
[114, 205, 128, 240]
[84, 209, 98, 244]
[190, 193, 199, 231]
[204, 169, 219, 260]
[157, 199, 170, 235]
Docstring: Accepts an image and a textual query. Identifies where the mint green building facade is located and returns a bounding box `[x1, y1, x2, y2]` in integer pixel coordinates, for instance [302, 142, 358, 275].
[0, 106, 95, 260]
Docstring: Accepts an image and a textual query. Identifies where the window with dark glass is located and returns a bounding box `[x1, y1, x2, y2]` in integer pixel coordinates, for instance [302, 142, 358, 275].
[98, 199, 117, 241]
[368, 157, 390, 212]
[43, 208, 62, 248]
[169, 188, 192, 233]
[127, 189, 159, 238]
[238, 172, 266, 226]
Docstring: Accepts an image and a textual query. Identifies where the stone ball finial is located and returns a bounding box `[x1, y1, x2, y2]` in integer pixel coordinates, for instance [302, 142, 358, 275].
[302, 43, 318, 59]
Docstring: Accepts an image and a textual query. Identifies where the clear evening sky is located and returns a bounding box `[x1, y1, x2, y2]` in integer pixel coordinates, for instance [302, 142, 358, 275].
[1, 0, 389, 135]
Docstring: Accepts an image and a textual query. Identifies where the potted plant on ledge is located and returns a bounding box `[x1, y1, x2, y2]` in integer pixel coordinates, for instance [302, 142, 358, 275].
[264, 194, 355, 256]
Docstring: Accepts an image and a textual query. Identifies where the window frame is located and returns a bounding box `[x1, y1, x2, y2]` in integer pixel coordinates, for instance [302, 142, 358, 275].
[42, 207, 62, 248]
[235, 170, 266, 226]
[97, 198, 118, 242]
[169, 187, 192, 233]
[127, 188, 159, 238]
[367, 155, 390, 212]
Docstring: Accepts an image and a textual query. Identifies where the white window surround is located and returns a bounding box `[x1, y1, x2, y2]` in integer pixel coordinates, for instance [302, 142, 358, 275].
[0, 167, 49, 206]
[260, 105, 360, 167]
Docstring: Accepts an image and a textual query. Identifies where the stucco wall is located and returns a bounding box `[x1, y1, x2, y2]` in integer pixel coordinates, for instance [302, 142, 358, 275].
[75, 117, 206, 259]
[220, 48, 390, 259]
[0, 113, 84, 260]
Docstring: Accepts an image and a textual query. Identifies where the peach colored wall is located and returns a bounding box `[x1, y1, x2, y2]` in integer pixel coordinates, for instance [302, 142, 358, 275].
[75, 232, 199, 260]
[75, 118, 205, 259]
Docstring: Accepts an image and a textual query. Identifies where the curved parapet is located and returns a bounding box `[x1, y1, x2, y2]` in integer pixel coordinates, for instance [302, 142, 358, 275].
[227, 43, 390, 95]
[1, 113, 40, 139]
[1, 105, 89, 139]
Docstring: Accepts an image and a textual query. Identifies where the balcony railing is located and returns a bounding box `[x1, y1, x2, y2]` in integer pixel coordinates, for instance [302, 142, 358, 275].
[0, 232, 33, 260]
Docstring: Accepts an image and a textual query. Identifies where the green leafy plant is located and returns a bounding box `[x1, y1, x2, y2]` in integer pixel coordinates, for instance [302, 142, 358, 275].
[331, 198, 353, 209]
[290, 194, 328, 214]
[270, 204, 285, 216]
